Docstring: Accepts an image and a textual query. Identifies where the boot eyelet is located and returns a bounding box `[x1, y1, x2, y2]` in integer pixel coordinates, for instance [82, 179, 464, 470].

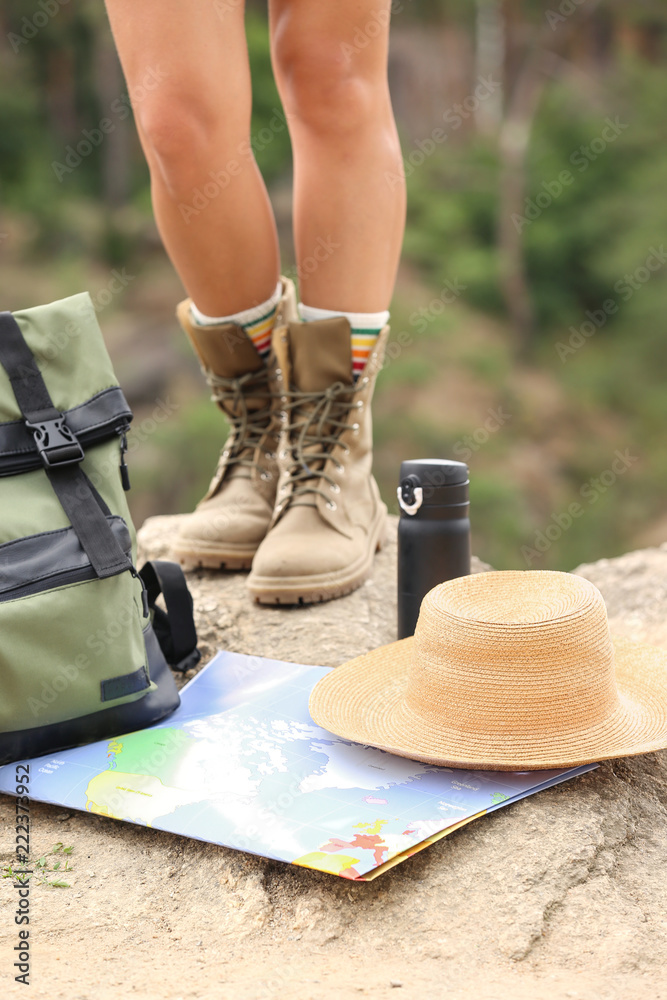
[260, 471, 272, 481]
[352, 423, 360, 434]
[265, 451, 276, 460]
[222, 449, 230, 458]
[329, 483, 340, 494]
[334, 461, 344, 474]
[355, 401, 364, 410]
[326, 500, 337, 511]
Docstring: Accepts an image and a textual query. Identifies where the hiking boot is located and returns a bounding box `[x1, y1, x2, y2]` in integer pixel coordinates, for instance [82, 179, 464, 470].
[247, 316, 388, 604]
[172, 277, 297, 570]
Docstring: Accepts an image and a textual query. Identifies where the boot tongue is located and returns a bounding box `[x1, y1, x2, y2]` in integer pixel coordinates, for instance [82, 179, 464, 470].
[287, 317, 353, 391]
[176, 301, 268, 425]
[185, 320, 264, 379]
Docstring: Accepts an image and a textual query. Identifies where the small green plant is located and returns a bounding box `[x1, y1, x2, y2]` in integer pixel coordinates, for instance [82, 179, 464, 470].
[1, 843, 74, 888]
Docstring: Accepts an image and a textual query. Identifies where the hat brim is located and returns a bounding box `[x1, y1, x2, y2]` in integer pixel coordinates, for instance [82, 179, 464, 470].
[308, 635, 667, 770]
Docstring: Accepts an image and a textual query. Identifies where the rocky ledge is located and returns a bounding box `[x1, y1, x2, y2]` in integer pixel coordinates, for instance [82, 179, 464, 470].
[1, 518, 665, 1000]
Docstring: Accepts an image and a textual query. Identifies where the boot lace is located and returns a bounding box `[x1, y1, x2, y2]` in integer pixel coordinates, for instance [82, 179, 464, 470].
[205, 368, 278, 474]
[282, 381, 358, 506]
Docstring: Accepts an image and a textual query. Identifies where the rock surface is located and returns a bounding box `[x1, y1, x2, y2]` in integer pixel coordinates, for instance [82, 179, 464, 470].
[1, 518, 666, 1000]
[134, 513, 490, 672]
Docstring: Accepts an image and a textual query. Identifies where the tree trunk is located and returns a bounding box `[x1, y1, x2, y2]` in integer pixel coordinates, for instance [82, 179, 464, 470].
[496, 0, 603, 356]
[475, 0, 505, 135]
[497, 46, 552, 356]
[94, 25, 131, 208]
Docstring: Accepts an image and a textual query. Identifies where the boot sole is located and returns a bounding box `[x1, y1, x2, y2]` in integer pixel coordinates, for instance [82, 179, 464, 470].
[172, 539, 259, 572]
[247, 505, 387, 605]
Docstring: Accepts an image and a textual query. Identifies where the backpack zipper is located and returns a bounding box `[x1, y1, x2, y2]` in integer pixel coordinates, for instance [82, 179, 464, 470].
[118, 423, 131, 491]
[0, 518, 135, 603]
[0, 564, 101, 603]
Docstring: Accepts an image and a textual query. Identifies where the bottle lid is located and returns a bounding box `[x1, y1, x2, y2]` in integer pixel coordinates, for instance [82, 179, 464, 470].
[399, 459, 468, 486]
[398, 459, 469, 515]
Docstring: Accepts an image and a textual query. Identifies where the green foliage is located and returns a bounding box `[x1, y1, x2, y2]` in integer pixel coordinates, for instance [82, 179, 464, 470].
[246, 13, 292, 183]
[402, 56, 667, 342]
[130, 398, 228, 517]
[403, 141, 502, 314]
[0, 4, 292, 255]
[525, 60, 667, 332]
[3, 6, 667, 572]
[0, 71, 45, 193]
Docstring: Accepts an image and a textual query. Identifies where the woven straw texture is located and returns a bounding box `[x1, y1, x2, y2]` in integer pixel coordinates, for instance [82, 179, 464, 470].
[309, 570, 667, 770]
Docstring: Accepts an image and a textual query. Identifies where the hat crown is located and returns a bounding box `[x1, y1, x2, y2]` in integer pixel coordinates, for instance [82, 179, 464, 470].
[407, 571, 620, 735]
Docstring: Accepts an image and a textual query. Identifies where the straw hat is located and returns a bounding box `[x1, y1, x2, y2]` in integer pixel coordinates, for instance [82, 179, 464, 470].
[309, 570, 667, 770]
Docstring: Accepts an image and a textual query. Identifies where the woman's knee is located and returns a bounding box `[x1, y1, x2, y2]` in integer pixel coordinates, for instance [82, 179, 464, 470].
[272, 29, 386, 135]
[135, 86, 249, 194]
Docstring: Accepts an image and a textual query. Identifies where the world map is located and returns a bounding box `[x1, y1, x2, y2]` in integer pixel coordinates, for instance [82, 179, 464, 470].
[0, 652, 596, 879]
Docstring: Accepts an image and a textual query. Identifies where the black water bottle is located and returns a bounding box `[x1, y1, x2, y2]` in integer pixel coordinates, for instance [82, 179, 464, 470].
[397, 459, 471, 639]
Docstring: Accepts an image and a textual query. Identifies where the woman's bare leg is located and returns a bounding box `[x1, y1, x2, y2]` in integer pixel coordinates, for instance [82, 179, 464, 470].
[269, 0, 405, 312]
[104, 0, 280, 315]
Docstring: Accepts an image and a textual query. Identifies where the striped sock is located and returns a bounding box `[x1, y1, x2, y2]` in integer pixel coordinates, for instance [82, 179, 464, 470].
[190, 280, 282, 361]
[297, 303, 390, 379]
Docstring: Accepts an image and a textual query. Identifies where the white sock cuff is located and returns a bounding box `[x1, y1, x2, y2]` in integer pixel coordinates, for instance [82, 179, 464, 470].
[191, 280, 283, 327]
[298, 302, 390, 329]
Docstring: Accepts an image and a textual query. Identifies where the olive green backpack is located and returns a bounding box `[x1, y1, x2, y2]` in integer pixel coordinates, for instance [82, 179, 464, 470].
[0, 293, 200, 765]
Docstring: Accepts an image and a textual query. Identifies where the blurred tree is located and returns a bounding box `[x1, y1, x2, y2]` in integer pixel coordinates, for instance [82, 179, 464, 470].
[496, 0, 667, 354]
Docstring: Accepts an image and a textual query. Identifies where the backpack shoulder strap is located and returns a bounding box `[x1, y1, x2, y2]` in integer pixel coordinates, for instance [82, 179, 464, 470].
[139, 561, 201, 673]
[0, 310, 132, 579]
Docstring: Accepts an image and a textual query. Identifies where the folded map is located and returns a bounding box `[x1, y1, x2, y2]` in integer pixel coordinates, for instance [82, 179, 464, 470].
[0, 651, 597, 879]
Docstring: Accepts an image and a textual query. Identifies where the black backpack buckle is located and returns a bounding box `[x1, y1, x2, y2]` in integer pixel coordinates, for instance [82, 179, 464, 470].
[25, 411, 85, 468]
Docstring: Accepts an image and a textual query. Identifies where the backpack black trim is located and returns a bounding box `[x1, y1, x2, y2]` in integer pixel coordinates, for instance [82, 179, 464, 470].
[0, 386, 132, 475]
[0, 516, 131, 601]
